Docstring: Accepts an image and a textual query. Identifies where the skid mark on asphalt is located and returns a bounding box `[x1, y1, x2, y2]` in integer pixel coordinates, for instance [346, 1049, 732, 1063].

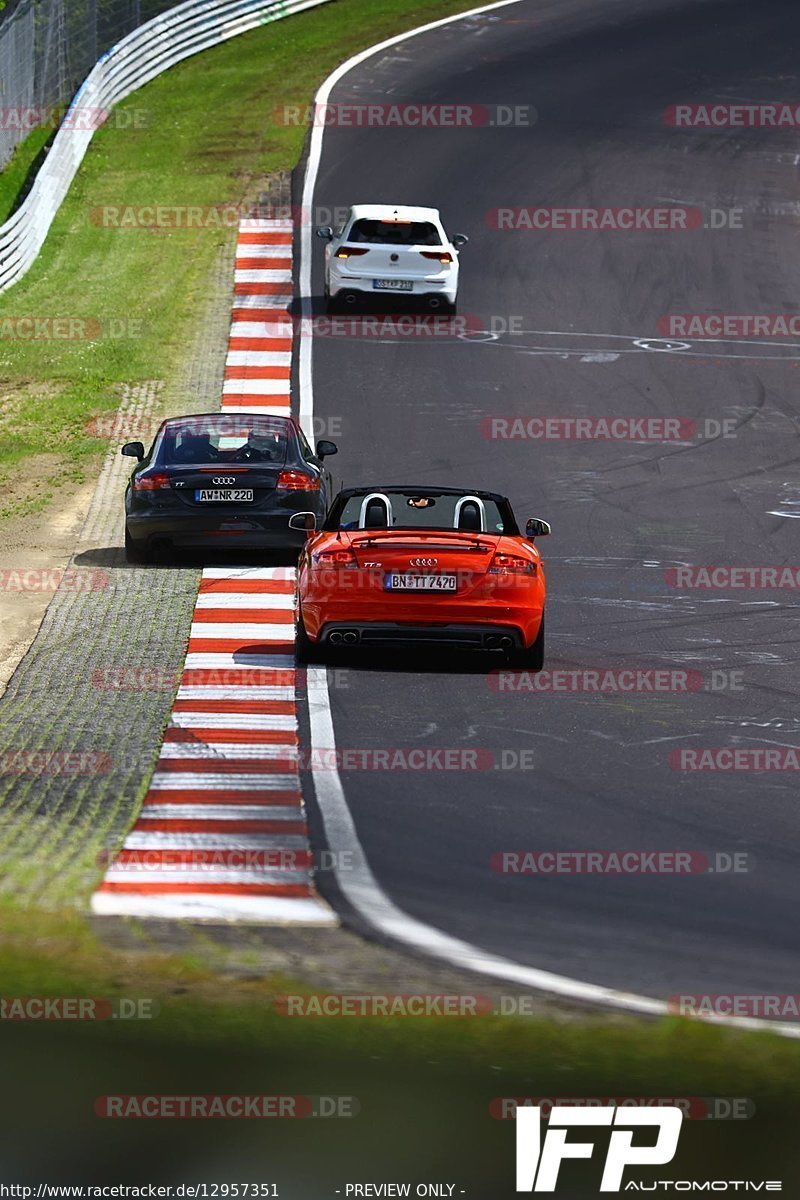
[92, 218, 335, 924]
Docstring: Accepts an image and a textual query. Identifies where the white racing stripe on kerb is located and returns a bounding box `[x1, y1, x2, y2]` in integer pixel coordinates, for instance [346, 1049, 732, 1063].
[92, 893, 334, 923]
[234, 269, 293, 282]
[124, 832, 308, 849]
[220, 406, 292, 416]
[138, 805, 303, 821]
[150, 772, 299, 790]
[222, 380, 291, 395]
[189, 622, 292, 641]
[157, 744, 296, 761]
[231, 322, 294, 338]
[170, 713, 298, 730]
[175, 687, 295, 701]
[194, 593, 295, 609]
[225, 351, 292, 366]
[183, 653, 294, 670]
[103, 868, 311, 885]
[240, 218, 294, 231]
[201, 567, 294, 580]
[235, 245, 293, 259]
[233, 295, 292, 311]
[297, 0, 800, 1036]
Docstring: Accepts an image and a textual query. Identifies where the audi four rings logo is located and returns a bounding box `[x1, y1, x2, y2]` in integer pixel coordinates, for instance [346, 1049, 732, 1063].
[212, 476, 236, 485]
[410, 557, 437, 567]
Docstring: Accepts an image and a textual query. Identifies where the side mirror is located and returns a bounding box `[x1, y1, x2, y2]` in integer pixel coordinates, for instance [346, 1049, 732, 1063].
[316, 439, 338, 459]
[316, 226, 334, 241]
[121, 442, 145, 460]
[526, 517, 551, 540]
[288, 512, 317, 532]
[451, 233, 469, 249]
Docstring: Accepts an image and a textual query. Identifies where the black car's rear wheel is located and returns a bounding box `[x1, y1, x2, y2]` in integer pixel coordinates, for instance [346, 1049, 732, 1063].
[124, 527, 148, 564]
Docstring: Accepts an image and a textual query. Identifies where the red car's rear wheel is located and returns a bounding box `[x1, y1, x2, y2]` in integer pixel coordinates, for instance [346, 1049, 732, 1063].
[515, 613, 544, 671]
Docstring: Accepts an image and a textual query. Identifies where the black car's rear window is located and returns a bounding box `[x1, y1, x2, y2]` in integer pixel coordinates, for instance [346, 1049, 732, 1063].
[160, 416, 290, 466]
[347, 219, 442, 246]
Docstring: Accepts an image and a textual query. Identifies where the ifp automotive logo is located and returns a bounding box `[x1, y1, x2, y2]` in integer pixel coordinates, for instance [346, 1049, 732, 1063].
[515, 1105, 683, 1192]
[514, 1106, 783, 1192]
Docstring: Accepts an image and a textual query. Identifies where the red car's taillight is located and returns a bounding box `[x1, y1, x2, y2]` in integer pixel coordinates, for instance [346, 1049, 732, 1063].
[335, 247, 369, 259]
[488, 552, 537, 576]
[420, 251, 453, 263]
[312, 548, 358, 568]
[276, 469, 319, 491]
[133, 471, 171, 492]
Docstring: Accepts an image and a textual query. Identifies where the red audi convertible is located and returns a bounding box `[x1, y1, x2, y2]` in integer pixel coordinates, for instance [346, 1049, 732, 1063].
[290, 486, 550, 666]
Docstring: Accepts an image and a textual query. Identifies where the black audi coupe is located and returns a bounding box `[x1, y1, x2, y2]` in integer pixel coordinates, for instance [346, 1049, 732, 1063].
[121, 413, 337, 562]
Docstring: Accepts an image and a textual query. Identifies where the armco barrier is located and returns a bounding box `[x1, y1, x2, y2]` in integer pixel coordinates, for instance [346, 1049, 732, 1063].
[0, 0, 332, 294]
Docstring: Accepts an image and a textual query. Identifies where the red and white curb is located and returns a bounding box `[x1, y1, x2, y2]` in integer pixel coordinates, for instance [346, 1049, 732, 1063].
[93, 218, 335, 924]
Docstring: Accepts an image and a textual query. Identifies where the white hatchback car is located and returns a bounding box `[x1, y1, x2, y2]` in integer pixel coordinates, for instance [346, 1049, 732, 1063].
[317, 204, 468, 312]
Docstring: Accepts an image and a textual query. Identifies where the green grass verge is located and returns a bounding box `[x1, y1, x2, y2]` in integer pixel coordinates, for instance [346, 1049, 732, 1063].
[0, 0, 480, 522]
[1, 909, 799, 1183]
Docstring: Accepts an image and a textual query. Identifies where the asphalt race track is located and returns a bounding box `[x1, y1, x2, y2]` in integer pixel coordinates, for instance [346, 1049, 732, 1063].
[303, 0, 800, 1001]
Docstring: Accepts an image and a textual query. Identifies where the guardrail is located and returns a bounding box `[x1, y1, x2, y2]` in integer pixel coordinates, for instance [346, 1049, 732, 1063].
[0, 0, 332, 294]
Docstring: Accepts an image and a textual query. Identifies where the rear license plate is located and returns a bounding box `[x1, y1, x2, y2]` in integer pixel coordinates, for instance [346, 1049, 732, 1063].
[386, 574, 457, 592]
[373, 279, 413, 291]
[195, 489, 254, 502]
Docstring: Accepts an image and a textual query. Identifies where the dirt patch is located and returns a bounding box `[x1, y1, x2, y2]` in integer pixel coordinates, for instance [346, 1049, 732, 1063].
[0, 478, 98, 696]
[0, 451, 81, 520]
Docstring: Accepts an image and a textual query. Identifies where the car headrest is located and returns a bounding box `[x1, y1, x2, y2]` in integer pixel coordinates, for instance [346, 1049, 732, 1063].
[363, 499, 389, 528]
[358, 493, 393, 529]
[454, 495, 486, 532]
[457, 502, 482, 531]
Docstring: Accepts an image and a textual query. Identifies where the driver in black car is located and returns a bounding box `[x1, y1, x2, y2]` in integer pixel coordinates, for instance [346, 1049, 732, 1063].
[173, 433, 216, 463]
[239, 432, 282, 462]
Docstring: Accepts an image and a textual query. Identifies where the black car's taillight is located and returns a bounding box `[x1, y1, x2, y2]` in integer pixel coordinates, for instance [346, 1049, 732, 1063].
[276, 469, 319, 491]
[134, 471, 171, 493]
